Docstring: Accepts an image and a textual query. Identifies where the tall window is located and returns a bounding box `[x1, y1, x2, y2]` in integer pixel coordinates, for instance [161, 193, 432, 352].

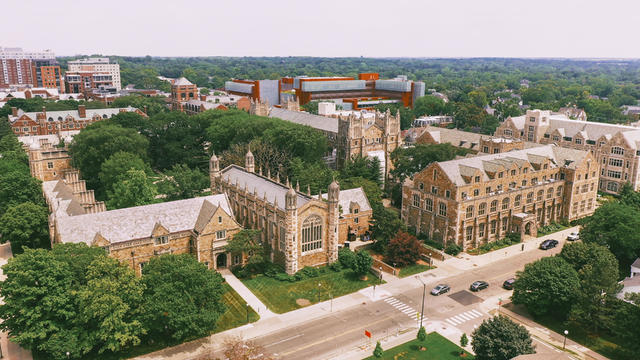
[526, 192, 533, 204]
[537, 190, 543, 201]
[478, 202, 486, 215]
[466, 205, 474, 218]
[556, 186, 563, 197]
[547, 188, 553, 198]
[413, 194, 420, 207]
[479, 223, 485, 237]
[280, 226, 286, 252]
[611, 146, 624, 155]
[502, 197, 510, 210]
[425, 198, 433, 212]
[216, 230, 226, 239]
[301, 216, 323, 253]
[438, 202, 447, 216]
[490, 220, 497, 234]
[514, 195, 521, 207]
[466, 226, 473, 242]
[490, 200, 498, 213]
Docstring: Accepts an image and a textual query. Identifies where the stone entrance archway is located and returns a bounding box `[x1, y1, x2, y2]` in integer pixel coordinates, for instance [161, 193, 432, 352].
[216, 253, 227, 269]
[524, 222, 532, 235]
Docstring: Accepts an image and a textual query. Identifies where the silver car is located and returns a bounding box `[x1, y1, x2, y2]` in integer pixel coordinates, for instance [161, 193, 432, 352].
[567, 232, 579, 241]
[430, 284, 451, 296]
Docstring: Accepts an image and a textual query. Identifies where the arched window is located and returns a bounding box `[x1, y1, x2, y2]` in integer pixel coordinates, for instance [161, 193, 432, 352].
[526, 192, 533, 203]
[301, 216, 322, 253]
[102, 114, 108, 119]
[537, 190, 544, 201]
[547, 187, 553, 199]
[514, 195, 521, 207]
[490, 200, 498, 212]
[48, 117, 53, 121]
[502, 197, 510, 210]
[478, 202, 486, 215]
[57, 116, 62, 121]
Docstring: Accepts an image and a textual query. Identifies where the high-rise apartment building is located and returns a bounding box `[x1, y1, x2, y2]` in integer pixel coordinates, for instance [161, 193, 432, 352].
[67, 57, 121, 90]
[0, 47, 63, 92]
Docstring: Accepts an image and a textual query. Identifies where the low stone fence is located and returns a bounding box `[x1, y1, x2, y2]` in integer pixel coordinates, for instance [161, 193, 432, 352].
[371, 257, 397, 277]
[419, 244, 445, 262]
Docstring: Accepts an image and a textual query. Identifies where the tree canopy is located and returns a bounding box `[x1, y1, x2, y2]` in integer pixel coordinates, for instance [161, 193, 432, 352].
[471, 315, 535, 360]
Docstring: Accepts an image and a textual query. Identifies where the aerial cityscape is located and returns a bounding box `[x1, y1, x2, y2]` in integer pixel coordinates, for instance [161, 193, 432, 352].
[2, 1, 640, 360]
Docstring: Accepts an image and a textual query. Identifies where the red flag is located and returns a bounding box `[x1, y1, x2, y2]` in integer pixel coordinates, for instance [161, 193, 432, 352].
[365, 330, 372, 338]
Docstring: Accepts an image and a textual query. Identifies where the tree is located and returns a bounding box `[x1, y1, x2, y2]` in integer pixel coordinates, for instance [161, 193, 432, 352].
[222, 336, 275, 360]
[289, 158, 335, 195]
[390, 143, 466, 182]
[619, 182, 640, 210]
[351, 250, 373, 277]
[511, 256, 580, 317]
[98, 151, 153, 198]
[69, 124, 149, 191]
[340, 156, 381, 185]
[141, 254, 226, 342]
[561, 242, 621, 333]
[148, 111, 211, 170]
[471, 315, 535, 360]
[460, 332, 469, 348]
[158, 164, 209, 201]
[338, 247, 356, 269]
[0, 170, 44, 215]
[106, 169, 158, 209]
[301, 100, 319, 114]
[371, 206, 406, 250]
[373, 341, 383, 358]
[580, 201, 640, 273]
[413, 95, 447, 118]
[417, 326, 427, 341]
[385, 231, 421, 267]
[224, 230, 264, 266]
[0, 202, 50, 254]
[76, 256, 145, 354]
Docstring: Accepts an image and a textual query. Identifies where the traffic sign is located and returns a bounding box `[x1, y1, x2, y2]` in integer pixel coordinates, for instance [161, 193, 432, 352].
[364, 330, 371, 338]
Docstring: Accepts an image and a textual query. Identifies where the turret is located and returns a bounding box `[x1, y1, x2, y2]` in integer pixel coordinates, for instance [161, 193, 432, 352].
[328, 179, 340, 203]
[245, 148, 255, 173]
[286, 186, 297, 210]
[327, 180, 340, 263]
[209, 152, 220, 191]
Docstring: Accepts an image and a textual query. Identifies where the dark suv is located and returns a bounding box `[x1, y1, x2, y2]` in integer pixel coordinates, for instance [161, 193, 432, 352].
[470, 280, 489, 292]
[539, 239, 559, 250]
[503, 278, 515, 290]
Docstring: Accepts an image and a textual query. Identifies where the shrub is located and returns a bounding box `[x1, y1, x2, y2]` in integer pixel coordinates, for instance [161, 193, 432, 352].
[352, 250, 373, 277]
[445, 242, 462, 256]
[329, 261, 343, 272]
[275, 272, 295, 282]
[460, 333, 469, 348]
[417, 326, 427, 341]
[423, 238, 444, 250]
[373, 341, 383, 358]
[506, 232, 521, 243]
[338, 247, 356, 268]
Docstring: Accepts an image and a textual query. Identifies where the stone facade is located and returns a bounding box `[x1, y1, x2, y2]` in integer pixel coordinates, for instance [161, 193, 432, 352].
[210, 151, 342, 274]
[401, 145, 598, 250]
[495, 109, 640, 194]
[18, 132, 78, 181]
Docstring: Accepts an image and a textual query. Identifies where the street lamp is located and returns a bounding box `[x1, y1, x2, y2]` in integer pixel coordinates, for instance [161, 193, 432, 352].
[415, 276, 426, 328]
[563, 330, 568, 349]
[66, 352, 70, 359]
[379, 266, 383, 284]
[429, 252, 432, 267]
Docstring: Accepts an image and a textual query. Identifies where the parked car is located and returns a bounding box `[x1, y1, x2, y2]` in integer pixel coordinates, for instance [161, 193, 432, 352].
[503, 278, 515, 290]
[430, 284, 451, 296]
[539, 239, 559, 250]
[567, 232, 579, 241]
[470, 281, 489, 292]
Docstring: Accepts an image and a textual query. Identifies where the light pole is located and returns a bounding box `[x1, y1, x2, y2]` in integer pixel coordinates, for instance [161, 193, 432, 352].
[318, 282, 322, 302]
[379, 266, 383, 284]
[416, 276, 426, 328]
[66, 352, 70, 359]
[429, 252, 432, 267]
[563, 330, 568, 349]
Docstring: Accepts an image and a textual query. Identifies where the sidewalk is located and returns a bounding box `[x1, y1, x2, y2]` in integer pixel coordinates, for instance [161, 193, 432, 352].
[219, 269, 276, 320]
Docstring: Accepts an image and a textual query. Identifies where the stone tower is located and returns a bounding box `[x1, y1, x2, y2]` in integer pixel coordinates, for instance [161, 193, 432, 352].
[281, 98, 300, 112]
[209, 152, 220, 192]
[245, 149, 255, 173]
[327, 180, 340, 263]
[249, 99, 270, 117]
[284, 184, 299, 275]
[524, 109, 551, 142]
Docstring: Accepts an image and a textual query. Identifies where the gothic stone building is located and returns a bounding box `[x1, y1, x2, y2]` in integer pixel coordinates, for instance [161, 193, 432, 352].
[253, 100, 402, 178]
[18, 131, 78, 181]
[402, 144, 598, 250]
[50, 193, 241, 275]
[495, 109, 640, 194]
[210, 150, 343, 275]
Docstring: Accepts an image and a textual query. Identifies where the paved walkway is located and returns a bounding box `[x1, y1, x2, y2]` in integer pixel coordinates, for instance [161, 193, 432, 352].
[219, 269, 277, 320]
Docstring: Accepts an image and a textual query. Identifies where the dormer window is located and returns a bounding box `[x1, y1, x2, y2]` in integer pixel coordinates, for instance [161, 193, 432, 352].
[474, 176, 480, 183]
[154, 235, 168, 245]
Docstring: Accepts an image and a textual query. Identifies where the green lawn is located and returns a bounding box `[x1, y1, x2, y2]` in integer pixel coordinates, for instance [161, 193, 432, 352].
[242, 268, 382, 313]
[536, 222, 568, 237]
[398, 264, 433, 278]
[364, 332, 473, 360]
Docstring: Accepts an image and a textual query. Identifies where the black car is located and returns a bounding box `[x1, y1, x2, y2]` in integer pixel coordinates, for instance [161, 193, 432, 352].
[430, 284, 451, 296]
[470, 280, 489, 292]
[503, 278, 515, 290]
[539, 239, 559, 250]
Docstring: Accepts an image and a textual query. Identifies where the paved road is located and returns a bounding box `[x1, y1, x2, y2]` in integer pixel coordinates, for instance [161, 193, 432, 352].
[216, 238, 569, 360]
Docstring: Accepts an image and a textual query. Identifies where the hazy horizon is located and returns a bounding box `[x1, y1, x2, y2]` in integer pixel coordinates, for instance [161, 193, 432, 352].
[5, 0, 640, 58]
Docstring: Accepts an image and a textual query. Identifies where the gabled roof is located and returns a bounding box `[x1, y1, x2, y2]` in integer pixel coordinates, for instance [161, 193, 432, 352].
[173, 77, 194, 86]
[55, 194, 233, 245]
[319, 187, 372, 216]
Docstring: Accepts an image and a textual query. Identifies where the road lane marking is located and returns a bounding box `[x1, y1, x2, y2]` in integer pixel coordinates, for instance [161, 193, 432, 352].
[268, 333, 304, 346]
[470, 309, 483, 316]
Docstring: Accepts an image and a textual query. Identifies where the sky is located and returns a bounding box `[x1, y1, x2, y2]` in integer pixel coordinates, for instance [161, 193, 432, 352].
[4, 0, 640, 58]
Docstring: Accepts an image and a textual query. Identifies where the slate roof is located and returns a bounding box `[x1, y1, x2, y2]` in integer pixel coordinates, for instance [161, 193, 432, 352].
[43, 180, 91, 218]
[8, 107, 141, 123]
[435, 144, 588, 186]
[55, 194, 233, 245]
[268, 107, 338, 134]
[220, 165, 312, 210]
[319, 187, 372, 216]
[173, 77, 194, 86]
[18, 131, 79, 149]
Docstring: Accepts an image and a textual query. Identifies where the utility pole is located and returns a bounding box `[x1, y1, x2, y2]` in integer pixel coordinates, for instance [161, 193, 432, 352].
[416, 276, 426, 328]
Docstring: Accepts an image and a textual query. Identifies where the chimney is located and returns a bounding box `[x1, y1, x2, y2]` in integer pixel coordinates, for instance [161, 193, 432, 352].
[78, 105, 86, 118]
[11, 107, 17, 116]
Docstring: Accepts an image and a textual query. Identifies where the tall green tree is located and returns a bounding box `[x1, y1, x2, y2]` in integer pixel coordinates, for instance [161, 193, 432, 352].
[413, 95, 447, 118]
[471, 315, 534, 360]
[157, 164, 209, 201]
[69, 123, 149, 191]
[0, 202, 50, 254]
[141, 254, 226, 342]
[512, 256, 580, 317]
[351, 250, 373, 277]
[340, 156, 381, 185]
[0, 171, 44, 215]
[98, 151, 153, 199]
[106, 169, 158, 209]
[224, 230, 264, 266]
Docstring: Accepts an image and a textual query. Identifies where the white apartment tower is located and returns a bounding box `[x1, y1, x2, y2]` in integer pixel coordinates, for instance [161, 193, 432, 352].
[67, 57, 121, 90]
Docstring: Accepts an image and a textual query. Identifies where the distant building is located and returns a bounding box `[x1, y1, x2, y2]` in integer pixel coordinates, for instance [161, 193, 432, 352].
[413, 115, 454, 127]
[67, 57, 121, 90]
[495, 109, 640, 194]
[65, 71, 116, 96]
[619, 258, 640, 302]
[225, 79, 281, 106]
[402, 144, 598, 250]
[8, 105, 147, 136]
[183, 100, 228, 115]
[0, 47, 63, 92]
[556, 106, 587, 121]
[18, 131, 78, 181]
[171, 77, 198, 111]
[407, 126, 538, 154]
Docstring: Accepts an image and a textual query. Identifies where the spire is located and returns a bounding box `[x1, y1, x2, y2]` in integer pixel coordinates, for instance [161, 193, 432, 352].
[258, 166, 262, 176]
[296, 180, 300, 192]
[307, 184, 311, 196]
[245, 147, 255, 173]
[267, 167, 271, 179]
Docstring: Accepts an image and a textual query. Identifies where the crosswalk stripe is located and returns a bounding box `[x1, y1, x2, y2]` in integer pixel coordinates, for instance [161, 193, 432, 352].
[385, 299, 399, 304]
[452, 315, 466, 323]
[396, 304, 410, 310]
[446, 319, 457, 326]
[470, 309, 483, 317]
[458, 313, 473, 321]
[448, 317, 462, 325]
[465, 311, 480, 318]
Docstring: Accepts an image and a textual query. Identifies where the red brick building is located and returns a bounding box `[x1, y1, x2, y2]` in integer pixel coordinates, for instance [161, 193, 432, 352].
[171, 77, 198, 110]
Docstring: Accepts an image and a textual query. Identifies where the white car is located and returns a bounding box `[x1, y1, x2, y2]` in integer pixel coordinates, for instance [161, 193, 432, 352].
[567, 232, 579, 241]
